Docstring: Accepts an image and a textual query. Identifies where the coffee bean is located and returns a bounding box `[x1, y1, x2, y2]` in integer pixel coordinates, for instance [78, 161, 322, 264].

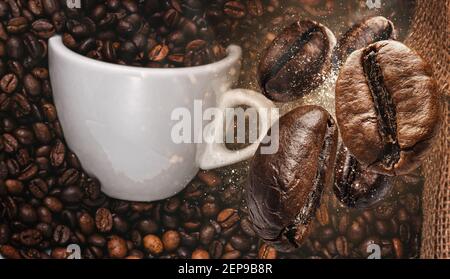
[28, 178, 48, 199]
[1, 73, 19, 94]
[230, 235, 251, 251]
[335, 236, 349, 257]
[0, 223, 11, 244]
[209, 240, 224, 259]
[19, 204, 37, 224]
[258, 20, 336, 101]
[56, 168, 76, 185]
[43, 196, 63, 213]
[258, 243, 277, 259]
[88, 234, 107, 247]
[334, 144, 393, 208]
[108, 235, 128, 258]
[137, 218, 159, 235]
[95, 208, 113, 233]
[334, 16, 397, 65]
[347, 220, 366, 244]
[42, 0, 59, 15]
[222, 250, 241, 259]
[247, 106, 338, 251]
[7, 17, 28, 34]
[373, 201, 396, 220]
[335, 40, 440, 175]
[148, 43, 169, 62]
[0, 245, 21, 259]
[223, 1, 246, 19]
[5, 179, 23, 195]
[52, 224, 70, 245]
[78, 212, 95, 235]
[51, 247, 69, 259]
[50, 139, 65, 167]
[61, 185, 83, 204]
[162, 230, 181, 252]
[32, 19, 55, 39]
[240, 217, 256, 237]
[191, 248, 209, 259]
[112, 214, 129, 234]
[217, 208, 239, 229]
[197, 170, 221, 187]
[37, 206, 52, 223]
[143, 234, 163, 255]
[247, 0, 264, 17]
[19, 228, 43, 246]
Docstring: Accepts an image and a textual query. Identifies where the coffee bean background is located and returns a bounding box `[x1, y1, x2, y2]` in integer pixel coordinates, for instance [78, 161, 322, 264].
[0, 0, 420, 259]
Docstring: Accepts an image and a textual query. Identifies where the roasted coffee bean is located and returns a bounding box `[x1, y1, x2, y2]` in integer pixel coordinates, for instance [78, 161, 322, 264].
[217, 208, 239, 229]
[137, 218, 159, 235]
[78, 212, 95, 235]
[209, 240, 224, 259]
[334, 144, 393, 208]
[258, 20, 336, 102]
[197, 170, 222, 188]
[0, 223, 11, 244]
[373, 201, 396, 220]
[162, 230, 181, 252]
[191, 248, 210, 259]
[37, 206, 52, 224]
[58, 168, 80, 186]
[335, 236, 349, 257]
[7, 17, 28, 34]
[108, 235, 128, 258]
[19, 204, 37, 224]
[95, 207, 113, 233]
[247, 106, 338, 251]
[32, 19, 55, 39]
[88, 234, 107, 247]
[29, 178, 48, 199]
[223, 1, 246, 19]
[52, 225, 70, 245]
[112, 214, 129, 233]
[43, 196, 63, 212]
[61, 185, 83, 204]
[240, 217, 256, 237]
[19, 229, 43, 246]
[230, 235, 251, 251]
[50, 139, 66, 167]
[1, 73, 19, 94]
[143, 234, 163, 255]
[258, 243, 277, 259]
[5, 179, 24, 195]
[222, 250, 241, 259]
[335, 40, 441, 175]
[200, 224, 215, 245]
[347, 220, 366, 244]
[334, 16, 397, 66]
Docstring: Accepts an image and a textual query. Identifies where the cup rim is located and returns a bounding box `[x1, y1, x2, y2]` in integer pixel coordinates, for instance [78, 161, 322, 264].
[49, 35, 242, 75]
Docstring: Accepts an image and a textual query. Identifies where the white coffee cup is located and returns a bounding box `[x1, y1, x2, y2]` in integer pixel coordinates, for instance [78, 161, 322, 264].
[48, 36, 275, 201]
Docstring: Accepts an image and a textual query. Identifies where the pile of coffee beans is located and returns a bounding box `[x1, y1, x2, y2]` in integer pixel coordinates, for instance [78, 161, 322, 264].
[0, 0, 423, 259]
[61, 0, 286, 67]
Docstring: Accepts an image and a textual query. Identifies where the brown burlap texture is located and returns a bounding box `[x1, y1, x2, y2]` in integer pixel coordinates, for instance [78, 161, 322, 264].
[404, 0, 450, 259]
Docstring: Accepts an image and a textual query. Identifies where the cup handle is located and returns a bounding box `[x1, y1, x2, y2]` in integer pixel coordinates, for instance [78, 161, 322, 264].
[197, 89, 277, 170]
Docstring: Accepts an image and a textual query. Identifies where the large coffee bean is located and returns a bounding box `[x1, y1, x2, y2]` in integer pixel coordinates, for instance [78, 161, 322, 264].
[334, 16, 397, 66]
[333, 144, 393, 208]
[247, 105, 338, 251]
[335, 41, 441, 175]
[258, 20, 336, 102]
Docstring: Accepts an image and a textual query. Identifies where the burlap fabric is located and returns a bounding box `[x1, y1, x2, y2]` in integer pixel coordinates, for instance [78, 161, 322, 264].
[404, 0, 450, 259]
